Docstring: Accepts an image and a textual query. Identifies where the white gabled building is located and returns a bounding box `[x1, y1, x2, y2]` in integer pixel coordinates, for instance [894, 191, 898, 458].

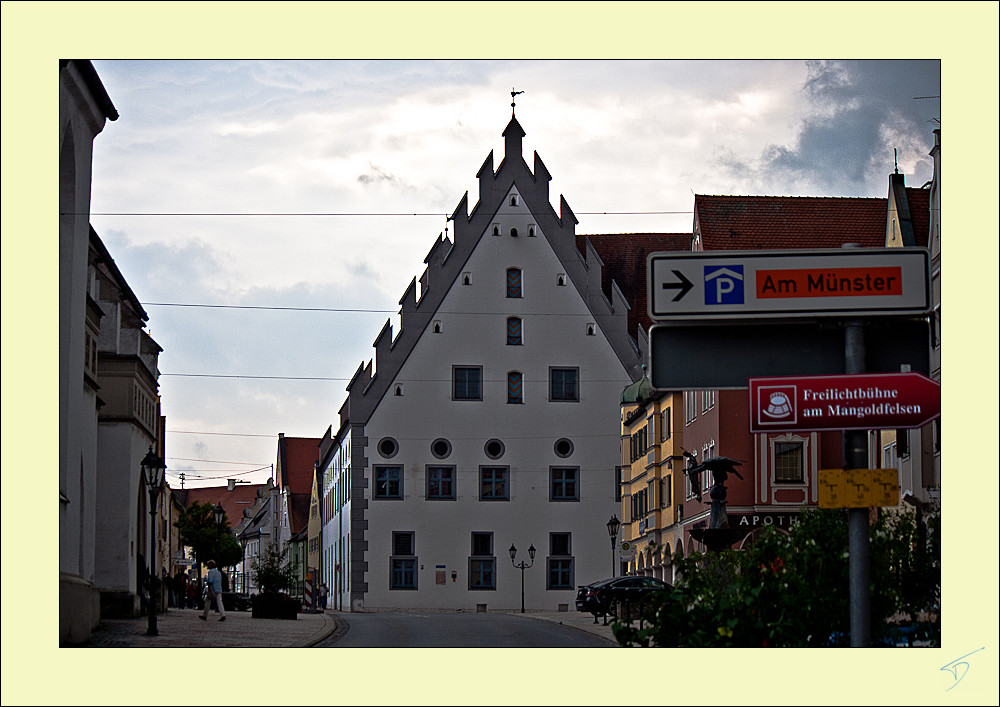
[325, 112, 643, 612]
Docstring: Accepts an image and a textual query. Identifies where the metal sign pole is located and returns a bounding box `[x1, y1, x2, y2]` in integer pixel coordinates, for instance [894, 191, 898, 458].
[844, 319, 871, 648]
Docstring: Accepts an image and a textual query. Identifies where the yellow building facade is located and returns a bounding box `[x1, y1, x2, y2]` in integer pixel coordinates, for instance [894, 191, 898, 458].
[619, 370, 686, 583]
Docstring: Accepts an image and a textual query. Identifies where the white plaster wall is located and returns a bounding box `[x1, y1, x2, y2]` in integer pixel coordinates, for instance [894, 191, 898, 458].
[94, 422, 147, 592]
[361, 190, 629, 610]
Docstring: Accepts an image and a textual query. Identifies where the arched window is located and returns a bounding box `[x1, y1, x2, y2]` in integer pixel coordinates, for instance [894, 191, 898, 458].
[506, 317, 522, 346]
[506, 268, 522, 298]
[507, 371, 523, 404]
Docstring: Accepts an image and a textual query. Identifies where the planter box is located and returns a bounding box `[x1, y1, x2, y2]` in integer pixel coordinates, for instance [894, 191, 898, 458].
[250, 593, 300, 620]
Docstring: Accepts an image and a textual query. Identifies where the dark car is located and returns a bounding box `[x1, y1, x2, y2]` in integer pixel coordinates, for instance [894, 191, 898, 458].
[575, 576, 672, 619]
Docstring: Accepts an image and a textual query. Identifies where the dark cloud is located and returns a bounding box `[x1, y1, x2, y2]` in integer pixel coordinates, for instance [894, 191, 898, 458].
[731, 60, 940, 196]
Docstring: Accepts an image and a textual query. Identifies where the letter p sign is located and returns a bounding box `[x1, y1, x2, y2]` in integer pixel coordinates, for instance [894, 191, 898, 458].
[704, 266, 744, 305]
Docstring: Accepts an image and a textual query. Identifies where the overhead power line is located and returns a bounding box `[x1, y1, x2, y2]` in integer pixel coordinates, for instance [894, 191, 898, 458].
[86, 210, 692, 217]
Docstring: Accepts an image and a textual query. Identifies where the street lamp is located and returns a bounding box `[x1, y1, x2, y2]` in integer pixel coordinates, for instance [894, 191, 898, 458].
[214, 500, 224, 576]
[141, 446, 166, 636]
[607, 515, 621, 578]
[508, 543, 536, 614]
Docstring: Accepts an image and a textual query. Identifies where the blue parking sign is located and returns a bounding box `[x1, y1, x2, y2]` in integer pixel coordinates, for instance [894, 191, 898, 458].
[704, 265, 744, 305]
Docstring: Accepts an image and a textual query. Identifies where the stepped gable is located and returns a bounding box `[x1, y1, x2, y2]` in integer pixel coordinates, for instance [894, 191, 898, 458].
[346, 115, 644, 422]
[581, 232, 692, 345]
[694, 194, 888, 250]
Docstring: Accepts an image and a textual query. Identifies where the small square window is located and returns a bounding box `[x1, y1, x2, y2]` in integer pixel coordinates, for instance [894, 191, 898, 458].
[550, 367, 579, 402]
[453, 366, 483, 400]
[426, 465, 456, 500]
[374, 466, 403, 499]
[480, 466, 509, 501]
[550, 467, 579, 501]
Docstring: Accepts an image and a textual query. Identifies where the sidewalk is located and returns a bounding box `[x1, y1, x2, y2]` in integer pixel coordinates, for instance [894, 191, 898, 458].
[510, 609, 620, 645]
[75, 607, 341, 648]
[76, 606, 620, 647]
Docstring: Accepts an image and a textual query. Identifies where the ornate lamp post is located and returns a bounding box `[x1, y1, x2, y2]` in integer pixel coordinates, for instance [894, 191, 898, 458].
[141, 446, 166, 636]
[607, 515, 621, 577]
[508, 543, 535, 613]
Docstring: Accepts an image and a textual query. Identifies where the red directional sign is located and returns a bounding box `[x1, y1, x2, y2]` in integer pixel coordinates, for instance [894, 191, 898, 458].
[749, 372, 940, 433]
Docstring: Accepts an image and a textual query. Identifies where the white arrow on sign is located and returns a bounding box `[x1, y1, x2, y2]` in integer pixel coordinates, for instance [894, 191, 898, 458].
[648, 248, 930, 320]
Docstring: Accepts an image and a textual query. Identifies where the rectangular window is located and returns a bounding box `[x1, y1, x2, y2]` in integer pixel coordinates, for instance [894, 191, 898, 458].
[469, 532, 495, 590]
[774, 442, 804, 482]
[895, 430, 909, 457]
[374, 466, 403, 499]
[390, 531, 416, 590]
[547, 533, 573, 589]
[661, 407, 671, 441]
[453, 366, 483, 400]
[506, 267, 523, 298]
[547, 558, 573, 590]
[550, 367, 579, 402]
[550, 467, 579, 501]
[426, 465, 456, 500]
[507, 371, 523, 404]
[506, 317, 523, 345]
[479, 466, 509, 501]
[662, 474, 672, 507]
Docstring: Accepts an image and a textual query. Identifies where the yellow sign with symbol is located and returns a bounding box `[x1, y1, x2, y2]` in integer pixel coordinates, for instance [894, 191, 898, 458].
[818, 468, 899, 509]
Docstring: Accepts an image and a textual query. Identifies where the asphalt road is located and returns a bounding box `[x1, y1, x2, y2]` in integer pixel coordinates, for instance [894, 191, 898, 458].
[315, 610, 614, 648]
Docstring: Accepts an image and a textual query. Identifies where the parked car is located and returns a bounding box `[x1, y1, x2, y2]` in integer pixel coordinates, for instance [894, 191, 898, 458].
[575, 576, 672, 619]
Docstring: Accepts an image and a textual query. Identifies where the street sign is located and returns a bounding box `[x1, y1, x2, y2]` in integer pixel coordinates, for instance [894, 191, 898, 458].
[818, 468, 899, 508]
[648, 319, 930, 390]
[648, 248, 930, 320]
[749, 372, 941, 433]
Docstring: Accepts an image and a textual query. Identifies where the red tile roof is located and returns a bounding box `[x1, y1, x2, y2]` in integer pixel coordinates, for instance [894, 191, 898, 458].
[172, 483, 267, 528]
[694, 195, 888, 251]
[277, 436, 320, 495]
[581, 233, 693, 339]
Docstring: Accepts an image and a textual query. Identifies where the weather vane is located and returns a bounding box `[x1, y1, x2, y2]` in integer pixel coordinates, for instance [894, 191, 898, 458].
[511, 87, 524, 114]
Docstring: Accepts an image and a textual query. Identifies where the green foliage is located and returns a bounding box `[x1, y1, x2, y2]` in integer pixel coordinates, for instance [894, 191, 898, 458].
[174, 500, 238, 569]
[613, 507, 940, 648]
[251, 544, 299, 594]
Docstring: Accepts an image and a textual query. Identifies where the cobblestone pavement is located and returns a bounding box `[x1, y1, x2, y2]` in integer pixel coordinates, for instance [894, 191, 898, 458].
[73, 606, 619, 648]
[73, 607, 339, 648]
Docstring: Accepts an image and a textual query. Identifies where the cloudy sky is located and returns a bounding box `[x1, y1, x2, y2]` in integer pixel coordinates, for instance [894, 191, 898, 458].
[3, 1, 996, 702]
[85, 58, 941, 489]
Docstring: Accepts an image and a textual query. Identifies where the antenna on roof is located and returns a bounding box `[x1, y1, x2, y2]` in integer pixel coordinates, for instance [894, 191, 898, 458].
[511, 87, 524, 116]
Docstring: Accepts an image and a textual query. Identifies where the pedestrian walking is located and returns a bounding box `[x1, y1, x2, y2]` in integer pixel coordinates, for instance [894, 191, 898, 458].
[200, 560, 227, 622]
[174, 570, 190, 609]
[318, 582, 328, 610]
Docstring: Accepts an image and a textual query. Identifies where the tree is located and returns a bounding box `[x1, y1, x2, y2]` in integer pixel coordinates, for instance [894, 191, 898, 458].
[614, 507, 940, 647]
[251, 544, 298, 595]
[174, 501, 241, 572]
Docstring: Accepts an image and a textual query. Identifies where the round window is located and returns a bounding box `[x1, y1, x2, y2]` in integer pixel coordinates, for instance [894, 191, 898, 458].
[484, 439, 505, 460]
[378, 437, 399, 459]
[431, 438, 452, 459]
[554, 438, 574, 458]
